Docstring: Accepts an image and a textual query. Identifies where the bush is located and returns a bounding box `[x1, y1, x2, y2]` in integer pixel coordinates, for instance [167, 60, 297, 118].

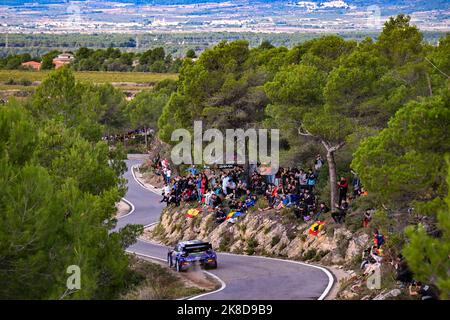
[271, 235, 281, 247]
[246, 238, 258, 255]
[303, 248, 317, 260]
[345, 211, 364, 233]
[19, 78, 32, 86]
[315, 250, 330, 261]
[350, 193, 378, 211]
[219, 231, 234, 251]
[280, 207, 297, 223]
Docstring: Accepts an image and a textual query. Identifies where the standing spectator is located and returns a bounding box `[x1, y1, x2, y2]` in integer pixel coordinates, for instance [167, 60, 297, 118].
[161, 158, 169, 169]
[362, 209, 373, 228]
[298, 169, 308, 191]
[187, 165, 198, 176]
[337, 177, 348, 205]
[314, 154, 323, 171]
[351, 170, 361, 197]
[165, 168, 171, 184]
[204, 189, 214, 206]
[307, 169, 316, 191]
[222, 174, 230, 196]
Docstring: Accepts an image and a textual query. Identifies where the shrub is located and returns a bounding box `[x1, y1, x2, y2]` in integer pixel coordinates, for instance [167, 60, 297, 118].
[19, 78, 32, 86]
[271, 235, 281, 247]
[303, 248, 317, 260]
[246, 238, 258, 255]
[219, 231, 234, 251]
[313, 250, 330, 261]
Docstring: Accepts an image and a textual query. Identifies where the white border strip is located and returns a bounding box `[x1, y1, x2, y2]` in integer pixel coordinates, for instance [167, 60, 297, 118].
[119, 197, 135, 219]
[130, 164, 163, 195]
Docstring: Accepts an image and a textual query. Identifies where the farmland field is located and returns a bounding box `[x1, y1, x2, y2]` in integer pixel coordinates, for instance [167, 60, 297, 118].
[0, 70, 178, 84]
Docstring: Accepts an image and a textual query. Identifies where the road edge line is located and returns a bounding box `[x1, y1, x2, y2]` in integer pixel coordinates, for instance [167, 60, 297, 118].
[119, 197, 135, 219]
[217, 252, 334, 300]
[131, 164, 163, 195]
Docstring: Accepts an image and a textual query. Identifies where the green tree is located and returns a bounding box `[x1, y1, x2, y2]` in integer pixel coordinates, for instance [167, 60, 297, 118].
[186, 48, 197, 59]
[265, 60, 353, 208]
[158, 40, 271, 143]
[127, 88, 171, 149]
[40, 50, 61, 70]
[351, 90, 450, 206]
[0, 99, 139, 300]
[403, 158, 450, 299]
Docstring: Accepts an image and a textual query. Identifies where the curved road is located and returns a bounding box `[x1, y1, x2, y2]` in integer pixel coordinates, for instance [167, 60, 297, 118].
[116, 159, 334, 300]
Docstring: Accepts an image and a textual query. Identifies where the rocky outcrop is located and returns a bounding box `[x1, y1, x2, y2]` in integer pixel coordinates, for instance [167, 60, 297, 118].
[146, 203, 370, 267]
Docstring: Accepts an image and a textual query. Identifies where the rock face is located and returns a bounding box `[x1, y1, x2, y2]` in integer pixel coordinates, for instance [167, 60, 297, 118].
[149, 204, 370, 266]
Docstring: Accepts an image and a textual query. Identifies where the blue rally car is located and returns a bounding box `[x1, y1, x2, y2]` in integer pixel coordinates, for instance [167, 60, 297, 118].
[167, 240, 218, 272]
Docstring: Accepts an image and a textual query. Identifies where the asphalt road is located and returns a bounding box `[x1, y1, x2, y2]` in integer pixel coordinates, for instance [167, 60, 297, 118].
[116, 159, 334, 300]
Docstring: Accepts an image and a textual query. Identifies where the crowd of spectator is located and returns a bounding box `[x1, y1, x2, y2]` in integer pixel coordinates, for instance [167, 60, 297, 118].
[152, 154, 370, 226]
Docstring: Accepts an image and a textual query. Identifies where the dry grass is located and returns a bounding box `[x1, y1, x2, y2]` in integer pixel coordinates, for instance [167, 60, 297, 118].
[121, 256, 207, 300]
[0, 69, 178, 83]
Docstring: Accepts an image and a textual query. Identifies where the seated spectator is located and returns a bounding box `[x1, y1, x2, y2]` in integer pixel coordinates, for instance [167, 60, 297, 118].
[316, 202, 329, 220]
[164, 191, 179, 207]
[215, 205, 227, 224]
[294, 201, 308, 219]
[373, 230, 385, 248]
[181, 188, 192, 202]
[244, 194, 257, 208]
[332, 201, 348, 223]
[211, 193, 222, 207]
[409, 282, 440, 300]
[360, 247, 377, 270]
[370, 245, 383, 263]
[394, 254, 413, 286]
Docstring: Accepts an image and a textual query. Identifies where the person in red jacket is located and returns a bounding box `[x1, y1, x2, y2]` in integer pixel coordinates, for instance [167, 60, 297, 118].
[337, 177, 348, 205]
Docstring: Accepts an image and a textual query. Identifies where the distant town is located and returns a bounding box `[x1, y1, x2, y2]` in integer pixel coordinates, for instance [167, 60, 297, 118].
[1, 0, 448, 34]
